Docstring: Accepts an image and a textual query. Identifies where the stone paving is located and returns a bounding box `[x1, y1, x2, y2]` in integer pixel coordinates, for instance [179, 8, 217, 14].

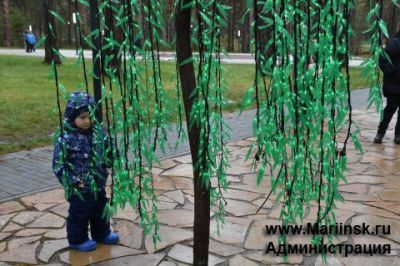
[0, 88, 370, 203]
[0, 108, 400, 265]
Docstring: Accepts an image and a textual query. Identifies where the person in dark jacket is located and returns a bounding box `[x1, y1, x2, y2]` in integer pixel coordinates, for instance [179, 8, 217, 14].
[52, 92, 119, 251]
[133, 35, 141, 57]
[374, 24, 400, 144]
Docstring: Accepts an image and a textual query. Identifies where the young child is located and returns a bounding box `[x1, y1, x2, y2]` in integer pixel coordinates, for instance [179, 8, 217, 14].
[52, 92, 119, 251]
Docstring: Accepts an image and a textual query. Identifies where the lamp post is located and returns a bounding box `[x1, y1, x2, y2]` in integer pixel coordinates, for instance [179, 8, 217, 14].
[237, 30, 241, 51]
[72, 12, 78, 55]
[67, 21, 71, 47]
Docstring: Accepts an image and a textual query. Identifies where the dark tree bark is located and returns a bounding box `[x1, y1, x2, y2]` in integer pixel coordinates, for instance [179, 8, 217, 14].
[18, 0, 27, 16]
[78, 2, 90, 36]
[387, 2, 397, 37]
[35, 0, 44, 36]
[164, 1, 175, 44]
[103, 2, 122, 74]
[165, 0, 175, 44]
[257, 3, 274, 62]
[242, 10, 250, 52]
[230, 0, 236, 51]
[44, 0, 61, 64]
[175, 1, 210, 265]
[2, 0, 11, 47]
[227, 0, 237, 51]
[67, 0, 73, 45]
[89, 0, 102, 122]
[139, 0, 150, 43]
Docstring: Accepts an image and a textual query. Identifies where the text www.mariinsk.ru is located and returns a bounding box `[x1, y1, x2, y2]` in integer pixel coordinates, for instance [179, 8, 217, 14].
[265, 223, 390, 235]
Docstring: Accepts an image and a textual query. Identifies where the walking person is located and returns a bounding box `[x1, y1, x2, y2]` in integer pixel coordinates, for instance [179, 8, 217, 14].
[52, 92, 119, 251]
[26, 32, 36, 52]
[374, 23, 400, 144]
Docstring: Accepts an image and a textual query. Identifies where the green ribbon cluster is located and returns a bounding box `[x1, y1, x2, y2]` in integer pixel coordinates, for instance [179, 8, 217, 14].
[45, 0, 383, 249]
[46, 0, 181, 245]
[191, 0, 231, 233]
[243, 0, 362, 245]
[364, 0, 387, 114]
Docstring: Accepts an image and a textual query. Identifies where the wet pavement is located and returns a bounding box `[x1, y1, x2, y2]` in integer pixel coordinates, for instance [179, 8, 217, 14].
[0, 107, 400, 265]
[0, 88, 370, 204]
[0, 48, 365, 66]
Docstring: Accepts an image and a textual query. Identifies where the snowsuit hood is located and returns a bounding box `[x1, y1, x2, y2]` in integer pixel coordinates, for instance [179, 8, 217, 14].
[64, 92, 96, 130]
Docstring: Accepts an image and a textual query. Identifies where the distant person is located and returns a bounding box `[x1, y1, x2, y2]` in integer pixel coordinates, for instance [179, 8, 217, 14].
[52, 92, 119, 251]
[374, 23, 400, 144]
[26, 32, 36, 52]
[133, 36, 141, 57]
[23, 31, 29, 52]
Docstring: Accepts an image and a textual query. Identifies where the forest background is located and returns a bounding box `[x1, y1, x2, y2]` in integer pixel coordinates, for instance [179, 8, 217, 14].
[1, 0, 399, 54]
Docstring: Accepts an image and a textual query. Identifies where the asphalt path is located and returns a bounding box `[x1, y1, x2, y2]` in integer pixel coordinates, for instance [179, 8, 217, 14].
[0, 48, 365, 66]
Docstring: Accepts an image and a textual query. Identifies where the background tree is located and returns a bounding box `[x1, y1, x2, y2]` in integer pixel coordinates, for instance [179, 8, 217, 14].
[241, 0, 250, 52]
[1, 0, 399, 54]
[2, 0, 11, 47]
[227, 0, 235, 51]
[66, 0, 73, 46]
[43, 0, 61, 64]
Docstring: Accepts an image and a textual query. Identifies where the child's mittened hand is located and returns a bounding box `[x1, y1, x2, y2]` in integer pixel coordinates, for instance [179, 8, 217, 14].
[76, 176, 84, 188]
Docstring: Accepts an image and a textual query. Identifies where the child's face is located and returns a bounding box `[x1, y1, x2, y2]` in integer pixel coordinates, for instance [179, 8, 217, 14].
[74, 111, 92, 130]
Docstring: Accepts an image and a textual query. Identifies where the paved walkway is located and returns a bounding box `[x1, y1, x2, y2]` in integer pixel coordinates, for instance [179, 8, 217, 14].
[0, 108, 400, 265]
[0, 88, 370, 203]
[0, 48, 365, 66]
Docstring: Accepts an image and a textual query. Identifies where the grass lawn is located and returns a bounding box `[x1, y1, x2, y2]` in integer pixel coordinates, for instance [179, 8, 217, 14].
[0, 55, 370, 155]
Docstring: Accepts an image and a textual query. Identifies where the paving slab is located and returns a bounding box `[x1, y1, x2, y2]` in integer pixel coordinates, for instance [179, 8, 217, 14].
[0, 105, 399, 265]
[59, 245, 143, 266]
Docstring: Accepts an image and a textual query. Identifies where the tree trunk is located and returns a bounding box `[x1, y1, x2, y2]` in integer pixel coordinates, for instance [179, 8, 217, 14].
[89, 0, 103, 122]
[67, 0, 73, 45]
[44, 0, 61, 64]
[231, 0, 236, 51]
[387, 2, 396, 37]
[242, 10, 250, 52]
[78, 2, 90, 36]
[2, 0, 11, 47]
[256, 1, 274, 62]
[175, 1, 210, 265]
[22, 0, 27, 16]
[349, 0, 369, 54]
[226, 0, 232, 51]
[103, 2, 122, 74]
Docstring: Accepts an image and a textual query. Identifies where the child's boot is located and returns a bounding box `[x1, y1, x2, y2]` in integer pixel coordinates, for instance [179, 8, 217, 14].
[101, 232, 119, 245]
[69, 240, 97, 251]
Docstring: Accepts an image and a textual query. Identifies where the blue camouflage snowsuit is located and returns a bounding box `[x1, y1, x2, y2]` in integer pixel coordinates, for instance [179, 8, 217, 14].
[52, 92, 112, 245]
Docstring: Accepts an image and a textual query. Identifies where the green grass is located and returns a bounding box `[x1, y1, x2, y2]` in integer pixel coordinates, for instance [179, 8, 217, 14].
[0, 55, 370, 155]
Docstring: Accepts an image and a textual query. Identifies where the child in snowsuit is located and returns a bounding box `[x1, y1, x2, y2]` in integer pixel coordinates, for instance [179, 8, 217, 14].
[52, 92, 119, 251]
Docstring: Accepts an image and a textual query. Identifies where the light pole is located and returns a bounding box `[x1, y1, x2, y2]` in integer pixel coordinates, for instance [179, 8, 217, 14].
[72, 12, 79, 55]
[237, 30, 241, 51]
